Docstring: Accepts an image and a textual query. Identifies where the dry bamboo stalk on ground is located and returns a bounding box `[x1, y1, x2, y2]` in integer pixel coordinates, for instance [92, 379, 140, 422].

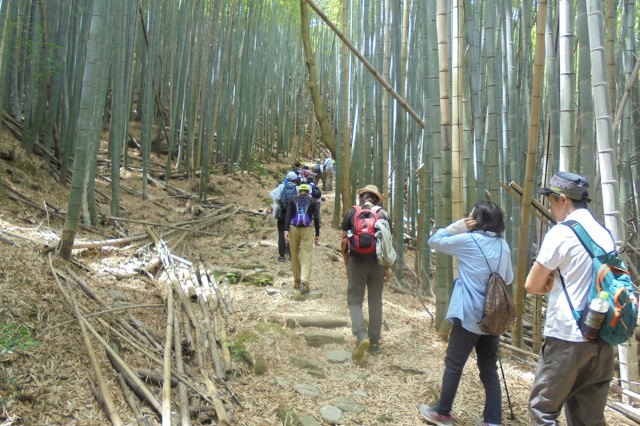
[72, 233, 150, 249]
[44, 303, 164, 332]
[174, 307, 192, 426]
[52, 263, 211, 407]
[90, 381, 120, 425]
[193, 279, 225, 379]
[161, 277, 175, 426]
[48, 255, 124, 425]
[0, 232, 17, 246]
[196, 263, 232, 374]
[146, 224, 233, 422]
[116, 373, 153, 426]
[62, 279, 124, 424]
[98, 339, 162, 415]
[201, 266, 232, 320]
[106, 320, 212, 405]
[135, 368, 178, 387]
[63, 267, 158, 348]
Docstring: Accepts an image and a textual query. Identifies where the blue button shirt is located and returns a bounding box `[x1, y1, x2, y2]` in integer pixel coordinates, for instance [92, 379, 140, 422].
[428, 228, 514, 334]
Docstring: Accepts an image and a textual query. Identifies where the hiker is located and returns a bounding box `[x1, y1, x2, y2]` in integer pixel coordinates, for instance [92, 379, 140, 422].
[419, 201, 513, 426]
[321, 156, 334, 191]
[313, 158, 323, 175]
[306, 177, 322, 205]
[284, 183, 320, 293]
[301, 165, 317, 183]
[340, 184, 392, 361]
[270, 171, 299, 262]
[291, 162, 303, 182]
[525, 172, 614, 425]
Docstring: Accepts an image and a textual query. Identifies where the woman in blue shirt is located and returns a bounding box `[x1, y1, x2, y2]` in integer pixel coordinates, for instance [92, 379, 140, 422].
[419, 201, 513, 426]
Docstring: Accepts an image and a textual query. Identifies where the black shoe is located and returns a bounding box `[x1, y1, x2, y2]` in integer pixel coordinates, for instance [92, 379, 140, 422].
[369, 341, 380, 354]
[278, 256, 286, 262]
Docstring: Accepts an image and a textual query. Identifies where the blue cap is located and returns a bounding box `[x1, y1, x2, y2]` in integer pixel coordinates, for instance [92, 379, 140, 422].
[539, 172, 591, 202]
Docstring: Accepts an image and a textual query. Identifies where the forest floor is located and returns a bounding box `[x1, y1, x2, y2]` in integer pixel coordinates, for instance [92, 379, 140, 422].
[0, 129, 635, 426]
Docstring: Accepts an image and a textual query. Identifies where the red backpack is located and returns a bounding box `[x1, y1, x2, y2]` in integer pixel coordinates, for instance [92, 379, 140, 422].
[351, 205, 380, 255]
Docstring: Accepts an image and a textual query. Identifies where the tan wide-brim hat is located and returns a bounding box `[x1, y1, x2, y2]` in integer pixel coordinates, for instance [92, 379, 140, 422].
[356, 184, 383, 201]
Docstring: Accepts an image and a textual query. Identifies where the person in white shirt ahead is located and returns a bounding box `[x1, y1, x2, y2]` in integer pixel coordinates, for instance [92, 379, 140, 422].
[525, 171, 615, 426]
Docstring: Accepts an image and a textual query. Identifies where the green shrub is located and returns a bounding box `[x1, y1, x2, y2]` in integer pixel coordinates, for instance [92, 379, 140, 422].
[0, 323, 39, 354]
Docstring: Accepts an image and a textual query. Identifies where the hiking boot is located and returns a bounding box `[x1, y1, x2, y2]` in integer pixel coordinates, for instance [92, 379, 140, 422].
[418, 404, 452, 426]
[369, 341, 380, 354]
[302, 282, 310, 293]
[352, 338, 370, 361]
[278, 256, 286, 262]
[293, 280, 300, 289]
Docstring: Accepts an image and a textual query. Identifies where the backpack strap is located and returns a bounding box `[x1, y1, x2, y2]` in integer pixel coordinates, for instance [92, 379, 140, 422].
[558, 220, 609, 327]
[562, 219, 613, 258]
[558, 271, 583, 325]
[469, 233, 502, 274]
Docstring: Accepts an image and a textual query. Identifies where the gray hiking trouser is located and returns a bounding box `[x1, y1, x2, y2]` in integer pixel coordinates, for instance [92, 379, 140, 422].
[529, 337, 614, 425]
[347, 255, 385, 343]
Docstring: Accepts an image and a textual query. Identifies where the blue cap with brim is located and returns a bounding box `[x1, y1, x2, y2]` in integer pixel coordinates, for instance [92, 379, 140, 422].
[538, 171, 591, 202]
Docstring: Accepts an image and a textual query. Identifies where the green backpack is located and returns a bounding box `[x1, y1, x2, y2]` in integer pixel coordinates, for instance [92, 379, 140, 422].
[561, 220, 638, 345]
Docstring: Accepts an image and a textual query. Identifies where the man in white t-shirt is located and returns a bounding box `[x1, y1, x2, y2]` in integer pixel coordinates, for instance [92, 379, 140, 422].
[525, 172, 615, 425]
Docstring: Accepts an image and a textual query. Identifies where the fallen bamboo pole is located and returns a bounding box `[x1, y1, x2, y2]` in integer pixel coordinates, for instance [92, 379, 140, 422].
[116, 373, 151, 426]
[161, 274, 174, 426]
[49, 255, 123, 425]
[174, 307, 192, 426]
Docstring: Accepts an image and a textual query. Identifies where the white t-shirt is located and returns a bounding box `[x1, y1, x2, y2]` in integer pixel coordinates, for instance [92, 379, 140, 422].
[536, 209, 615, 342]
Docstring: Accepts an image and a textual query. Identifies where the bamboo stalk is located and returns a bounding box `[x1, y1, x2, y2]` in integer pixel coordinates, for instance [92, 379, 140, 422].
[174, 306, 192, 425]
[98, 339, 162, 414]
[72, 233, 150, 249]
[63, 267, 158, 348]
[116, 373, 152, 426]
[43, 304, 164, 332]
[161, 276, 174, 425]
[49, 256, 123, 425]
[193, 280, 225, 379]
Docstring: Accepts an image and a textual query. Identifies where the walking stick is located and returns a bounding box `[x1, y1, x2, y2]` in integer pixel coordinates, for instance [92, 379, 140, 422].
[498, 355, 516, 420]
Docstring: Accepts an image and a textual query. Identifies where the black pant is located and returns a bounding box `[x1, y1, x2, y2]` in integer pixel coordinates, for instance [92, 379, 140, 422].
[277, 219, 286, 257]
[436, 319, 502, 424]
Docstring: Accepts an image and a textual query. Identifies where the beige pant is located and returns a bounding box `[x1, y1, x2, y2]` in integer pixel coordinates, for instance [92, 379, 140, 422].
[289, 226, 315, 284]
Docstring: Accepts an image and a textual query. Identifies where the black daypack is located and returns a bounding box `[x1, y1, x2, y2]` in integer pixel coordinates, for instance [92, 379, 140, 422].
[309, 182, 321, 200]
[471, 235, 516, 336]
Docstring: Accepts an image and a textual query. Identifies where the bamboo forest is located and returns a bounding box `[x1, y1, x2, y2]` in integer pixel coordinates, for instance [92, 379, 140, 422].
[1, 0, 640, 424]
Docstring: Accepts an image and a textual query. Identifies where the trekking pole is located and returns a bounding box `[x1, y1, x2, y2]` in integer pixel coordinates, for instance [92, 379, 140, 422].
[498, 355, 515, 420]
